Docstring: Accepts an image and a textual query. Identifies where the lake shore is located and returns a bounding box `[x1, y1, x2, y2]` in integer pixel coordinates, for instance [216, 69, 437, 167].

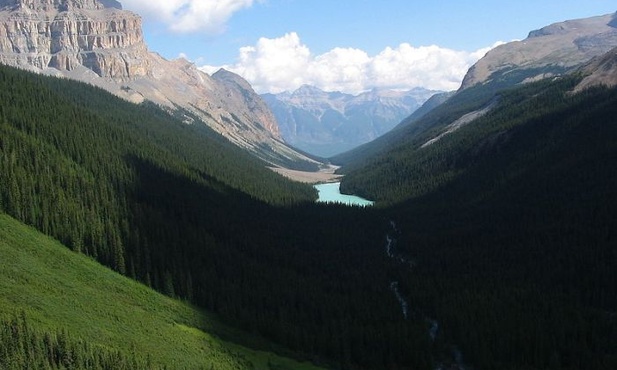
[314, 182, 374, 206]
[269, 164, 343, 184]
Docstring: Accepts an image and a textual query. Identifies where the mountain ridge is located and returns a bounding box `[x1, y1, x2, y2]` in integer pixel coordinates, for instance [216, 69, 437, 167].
[263, 85, 439, 157]
[333, 12, 617, 169]
[0, 0, 119, 10]
[460, 12, 617, 89]
[0, 0, 318, 169]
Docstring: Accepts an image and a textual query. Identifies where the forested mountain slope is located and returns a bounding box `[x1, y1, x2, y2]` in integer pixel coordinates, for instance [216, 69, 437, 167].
[340, 74, 615, 204]
[333, 12, 617, 169]
[2, 52, 616, 369]
[0, 65, 433, 369]
[332, 79, 503, 171]
[338, 74, 617, 368]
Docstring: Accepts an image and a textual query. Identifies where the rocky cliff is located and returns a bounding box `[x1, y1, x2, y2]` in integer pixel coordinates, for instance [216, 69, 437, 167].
[0, 0, 317, 169]
[0, 0, 147, 79]
[461, 12, 617, 90]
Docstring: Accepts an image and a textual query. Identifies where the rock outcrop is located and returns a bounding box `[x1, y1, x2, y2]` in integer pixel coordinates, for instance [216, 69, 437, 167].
[212, 68, 281, 139]
[0, 0, 317, 169]
[461, 12, 617, 90]
[575, 46, 617, 92]
[0, 0, 147, 79]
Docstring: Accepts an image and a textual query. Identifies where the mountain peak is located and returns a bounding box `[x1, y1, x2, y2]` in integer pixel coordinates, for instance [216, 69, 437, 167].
[264, 85, 438, 157]
[211, 68, 282, 139]
[212, 68, 253, 91]
[293, 84, 326, 96]
[527, 13, 617, 38]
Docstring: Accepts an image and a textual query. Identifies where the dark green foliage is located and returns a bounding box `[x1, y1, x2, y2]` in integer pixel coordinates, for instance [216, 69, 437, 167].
[341, 76, 592, 203]
[332, 81, 497, 171]
[332, 66, 569, 170]
[341, 76, 617, 368]
[0, 65, 429, 369]
[0, 312, 160, 370]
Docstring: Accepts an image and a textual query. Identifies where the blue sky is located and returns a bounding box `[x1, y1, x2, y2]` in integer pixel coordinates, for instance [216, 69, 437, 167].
[120, 0, 616, 94]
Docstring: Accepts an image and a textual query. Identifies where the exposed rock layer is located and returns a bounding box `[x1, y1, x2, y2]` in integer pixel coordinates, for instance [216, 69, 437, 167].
[1, 0, 105, 11]
[0, 3, 149, 79]
[0, 0, 315, 168]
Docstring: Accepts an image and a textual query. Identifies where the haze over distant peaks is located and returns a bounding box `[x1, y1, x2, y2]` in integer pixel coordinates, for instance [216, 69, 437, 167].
[461, 12, 617, 89]
[262, 85, 440, 157]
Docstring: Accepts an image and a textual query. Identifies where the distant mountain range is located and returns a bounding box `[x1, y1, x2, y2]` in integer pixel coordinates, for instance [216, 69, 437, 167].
[262, 85, 440, 157]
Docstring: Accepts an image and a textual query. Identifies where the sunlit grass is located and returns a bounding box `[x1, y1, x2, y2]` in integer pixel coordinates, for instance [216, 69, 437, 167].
[0, 213, 323, 369]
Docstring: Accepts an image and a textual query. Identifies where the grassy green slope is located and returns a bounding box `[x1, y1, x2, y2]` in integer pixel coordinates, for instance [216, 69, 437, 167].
[0, 212, 323, 370]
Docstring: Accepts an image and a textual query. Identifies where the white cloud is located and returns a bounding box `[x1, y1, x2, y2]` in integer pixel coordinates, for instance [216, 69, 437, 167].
[121, 0, 255, 33]
[199, 33, 502, 94]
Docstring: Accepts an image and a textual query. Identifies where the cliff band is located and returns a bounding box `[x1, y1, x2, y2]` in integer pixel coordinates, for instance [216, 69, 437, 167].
[0, 0, 316, 168]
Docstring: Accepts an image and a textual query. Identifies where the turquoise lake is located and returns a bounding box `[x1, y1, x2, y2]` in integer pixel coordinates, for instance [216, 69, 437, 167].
[314, 182, 374, 207]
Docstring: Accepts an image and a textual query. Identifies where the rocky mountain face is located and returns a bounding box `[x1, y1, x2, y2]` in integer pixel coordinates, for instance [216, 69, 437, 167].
[262, 85, 439, 157]
[575, 46, 617, 92]
[0, 0, 147, 79]
[0, 0, 317, 168]
[461, 12, 617, 90]
[212, 68, 280, 139]
[1, 0, 119, 11]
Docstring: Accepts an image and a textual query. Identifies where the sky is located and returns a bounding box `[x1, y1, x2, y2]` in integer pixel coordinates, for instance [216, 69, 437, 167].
[119, 0, 616, 94]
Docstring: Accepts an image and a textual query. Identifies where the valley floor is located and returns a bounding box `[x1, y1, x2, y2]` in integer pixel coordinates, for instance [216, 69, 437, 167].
[269, 164, 342, 184]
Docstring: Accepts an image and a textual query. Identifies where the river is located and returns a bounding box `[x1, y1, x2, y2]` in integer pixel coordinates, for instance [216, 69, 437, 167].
[314, 182, 374, 207]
